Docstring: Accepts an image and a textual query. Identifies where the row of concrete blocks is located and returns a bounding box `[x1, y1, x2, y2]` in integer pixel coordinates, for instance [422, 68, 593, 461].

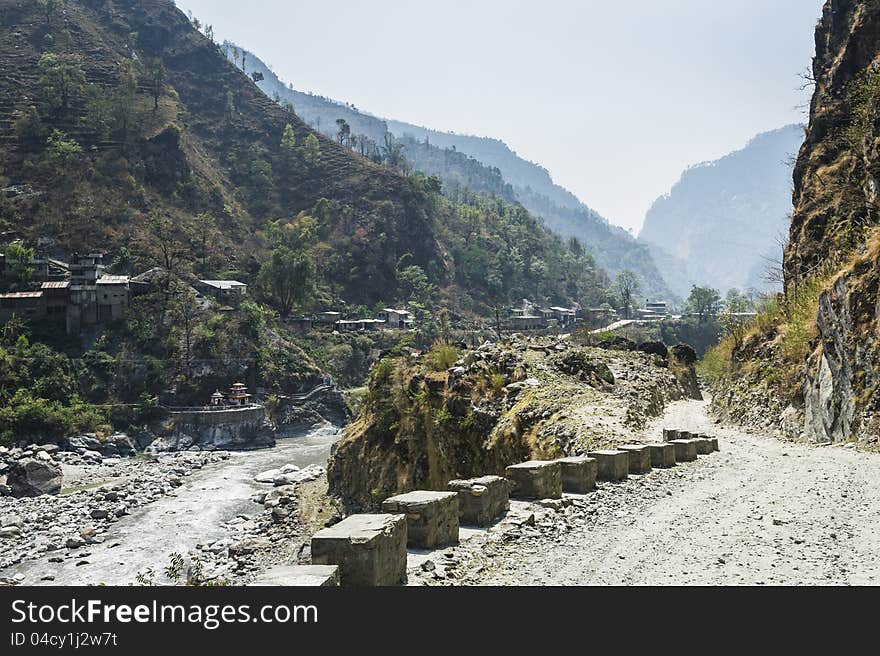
[255, 434, 720, 586]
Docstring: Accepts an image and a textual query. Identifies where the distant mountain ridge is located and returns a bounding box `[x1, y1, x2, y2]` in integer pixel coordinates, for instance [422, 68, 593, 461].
[639, 125, 804, 297]
[227, 43, 675, 302]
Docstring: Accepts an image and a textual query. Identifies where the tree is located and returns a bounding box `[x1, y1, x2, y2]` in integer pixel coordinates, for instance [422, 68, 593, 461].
[381, 133, 406, 170]
[613, 270, 641, 319]
[251, 71, 264, 84]
[146, 58, 166, 111]
[724, 288, 753, 314]
[335, 118, 350, 146]
[687, 285, 722, 323]
[37, 53, 85, 116]
[5, 244, 36, 284]
[192, 213, 217, 269]
[13, 105, 46, 148]
[170, 283, 198, 381]
[303, 133, 321, 166]
[280, 123, 296, 152]
[38, 0, 63, 25]
[45, 129, 82, 166]
[257, 247, 314, 316]
[241, 49, 248, 75]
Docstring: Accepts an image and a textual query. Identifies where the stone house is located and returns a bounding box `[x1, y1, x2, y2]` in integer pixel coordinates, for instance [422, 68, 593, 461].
[193, 279, 248, 301]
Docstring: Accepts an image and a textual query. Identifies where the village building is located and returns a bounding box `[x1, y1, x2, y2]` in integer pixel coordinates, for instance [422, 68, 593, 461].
[193, 279, 248, 301]
[316, 311, 342, 325]
[644, 300, 669, 316]
[377, 308, 412, 329]
[0, 250, 130, 334]
[510, 314, 545, 331]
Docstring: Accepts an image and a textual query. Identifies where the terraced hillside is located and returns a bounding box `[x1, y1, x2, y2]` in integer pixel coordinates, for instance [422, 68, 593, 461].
[0, 0, 606, 309]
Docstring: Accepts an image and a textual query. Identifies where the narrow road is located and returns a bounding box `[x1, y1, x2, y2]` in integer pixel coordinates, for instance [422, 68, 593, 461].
[456, 399, 880, 585]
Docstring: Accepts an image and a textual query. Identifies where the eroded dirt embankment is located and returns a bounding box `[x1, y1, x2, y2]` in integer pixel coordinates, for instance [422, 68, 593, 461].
[328, 336, 700, 510]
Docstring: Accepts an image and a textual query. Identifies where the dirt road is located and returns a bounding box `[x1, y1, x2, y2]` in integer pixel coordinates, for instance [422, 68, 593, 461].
[441, 399, 880, 585]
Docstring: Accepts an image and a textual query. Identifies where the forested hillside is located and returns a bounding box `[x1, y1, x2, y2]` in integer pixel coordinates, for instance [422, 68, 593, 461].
[227, 44, 673, 302]
[0, 0, 616, 445]
[0, 0, 608, 311]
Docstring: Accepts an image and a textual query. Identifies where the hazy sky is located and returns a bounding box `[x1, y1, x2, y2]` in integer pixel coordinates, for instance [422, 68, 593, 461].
[176, 0, 824, 233]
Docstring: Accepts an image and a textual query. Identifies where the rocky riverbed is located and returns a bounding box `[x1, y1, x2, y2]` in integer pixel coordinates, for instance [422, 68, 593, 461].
[0, 424, 341, 586]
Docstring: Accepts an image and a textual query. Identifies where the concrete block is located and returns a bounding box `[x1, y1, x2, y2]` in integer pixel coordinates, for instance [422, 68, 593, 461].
[249, 565, 339, 587]
[662, 428, 680, 442]
[670, 439, 698, 462]
[586, 450, 629, 482]
[709, 436, 719, 452]
[505, 460, 562, 499]
[646, 442, 676, 468]
[692, 436, 713, 455]
[556, 457, 597, 493]
[618, 444, 652, 474]
[447, 475, 509, 526]
[311, 513, 407, 586]
[381, 490, 459, 549]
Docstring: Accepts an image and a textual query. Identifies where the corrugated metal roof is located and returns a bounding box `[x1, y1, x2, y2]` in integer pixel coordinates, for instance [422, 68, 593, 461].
[198, 279, 246, 289]
[96, 275, 129, 284]
[41, 281, 70, 289]
[0, 291, 43, 299]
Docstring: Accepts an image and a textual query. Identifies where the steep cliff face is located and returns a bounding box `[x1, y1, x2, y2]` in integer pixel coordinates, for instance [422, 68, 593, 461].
[791, 0, 880, 443]
[713, 0, 880, 444]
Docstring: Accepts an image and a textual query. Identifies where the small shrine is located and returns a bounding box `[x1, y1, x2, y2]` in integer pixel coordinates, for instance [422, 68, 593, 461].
[227, 382, 252, 406]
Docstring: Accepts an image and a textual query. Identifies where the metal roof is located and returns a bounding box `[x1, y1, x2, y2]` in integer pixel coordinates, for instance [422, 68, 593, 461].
[41, 281, 70, 289]
[96, 275, 130, 284]
[198, 279, 246, 289]
[0, 291, 43, 299]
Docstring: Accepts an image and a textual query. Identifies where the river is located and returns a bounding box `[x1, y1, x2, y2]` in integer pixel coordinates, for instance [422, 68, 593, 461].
[6, 423, 341, 586]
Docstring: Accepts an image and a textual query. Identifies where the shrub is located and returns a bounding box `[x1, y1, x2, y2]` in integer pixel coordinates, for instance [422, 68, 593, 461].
[423, 343, 460, 372]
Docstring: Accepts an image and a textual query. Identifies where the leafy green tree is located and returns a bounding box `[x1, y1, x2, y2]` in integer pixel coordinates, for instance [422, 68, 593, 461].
[45, 130, 82, 165]
[12, 105, 46, 149]
[5, 243, 36, 284]
[724, 288, 753, 313]
[280, 123, 297, 151]
[397, 263, 435, 306]
[37, 53, 85, 115]
[687, 285, 722, 323]
[257, 247, 315, 316]
[303, 133, 321, 165]
[613, 270, 641, 319]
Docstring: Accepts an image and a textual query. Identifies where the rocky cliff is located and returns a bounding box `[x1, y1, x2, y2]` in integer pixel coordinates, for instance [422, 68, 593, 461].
[711, 0, 880, 446]
[327, 335, 700, 510]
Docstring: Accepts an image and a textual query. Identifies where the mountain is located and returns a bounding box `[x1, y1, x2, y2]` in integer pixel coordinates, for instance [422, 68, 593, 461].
[228, 44, 674, 302]
[708, 0, 880, 444]
[638, 125, 805, 297]
[0, 0, 610, 311]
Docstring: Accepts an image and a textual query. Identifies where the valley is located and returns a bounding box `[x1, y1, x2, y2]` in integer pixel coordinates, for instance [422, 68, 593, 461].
[2, 0, 880, 594]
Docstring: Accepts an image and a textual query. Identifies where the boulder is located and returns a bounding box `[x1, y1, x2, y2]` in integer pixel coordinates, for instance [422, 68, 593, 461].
[670, 344, 697, 366]
[638, 341, 669, 359]
[6, 458, 62, 497]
